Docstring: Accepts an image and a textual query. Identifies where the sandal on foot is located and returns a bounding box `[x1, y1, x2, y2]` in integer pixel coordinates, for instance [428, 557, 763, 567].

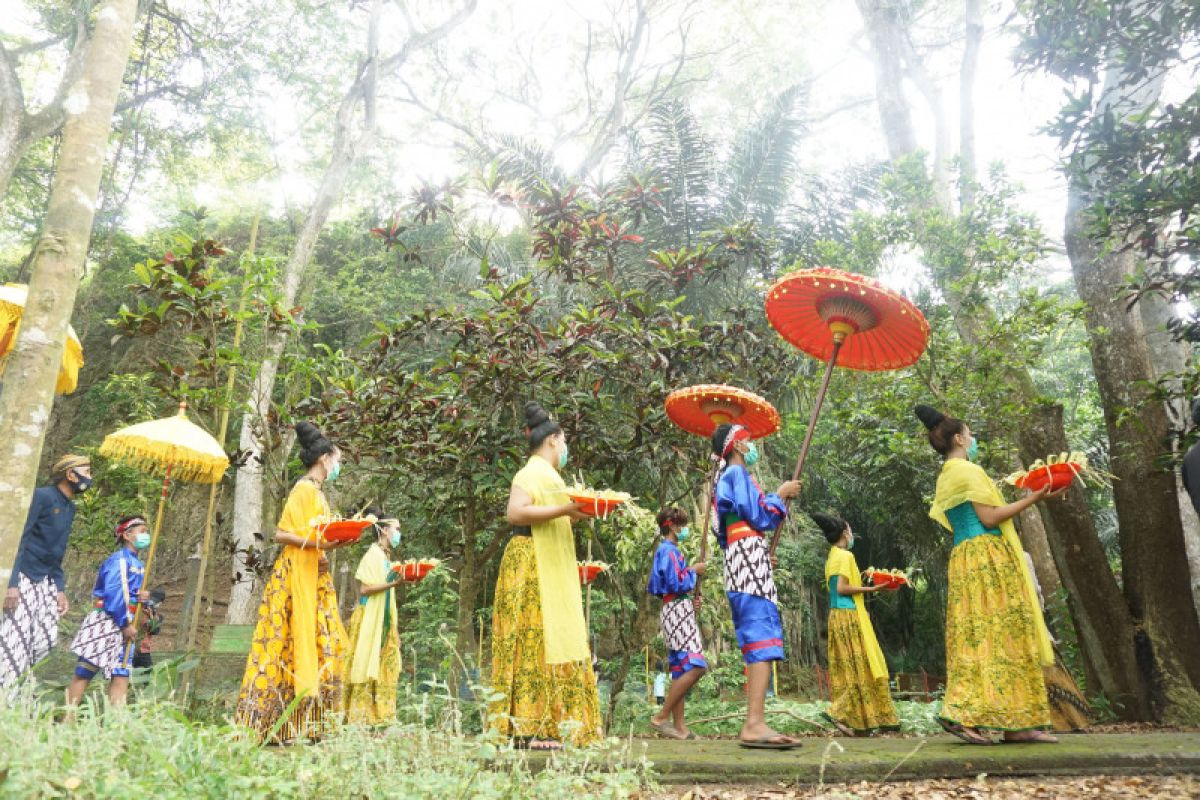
[1002, 731, 1058, 744]
[650, 718, 685, 739]
[820, 712, 855, 738]
[739, 735, 802, 750]
[937, 718, 992, 745]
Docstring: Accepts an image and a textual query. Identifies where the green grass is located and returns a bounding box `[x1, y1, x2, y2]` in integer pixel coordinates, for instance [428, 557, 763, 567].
[0, 689, 651, 799]
[610, 692, 944, 738]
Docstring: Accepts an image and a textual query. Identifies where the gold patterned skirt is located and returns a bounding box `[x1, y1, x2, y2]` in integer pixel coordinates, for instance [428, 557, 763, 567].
[488, 536, 602, 745]
[342, 603, 402, 726]
[233, 551, 348, 743]
[942, 534, 1050, 731]
[827, 608, 898, 732]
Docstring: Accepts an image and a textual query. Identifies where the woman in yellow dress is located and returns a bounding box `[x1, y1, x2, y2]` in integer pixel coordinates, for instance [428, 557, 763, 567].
[342, 514, 406, 725]
[915, 404, 1061, 745]
[812, 512, 899, 736]
[234, 421, 356, 743]
[488, 401, 602, 750]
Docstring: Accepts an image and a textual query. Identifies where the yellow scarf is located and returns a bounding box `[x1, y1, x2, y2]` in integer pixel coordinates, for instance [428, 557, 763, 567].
[514, 455, 590, 665]
[276, 478, 330, 694]
[349, 542, 399, 684]
[824, 546, 889, 680]
[930, 458, 1054, 666]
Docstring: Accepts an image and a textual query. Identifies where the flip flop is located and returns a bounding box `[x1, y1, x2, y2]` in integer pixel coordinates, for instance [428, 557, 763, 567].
[739, 736, 802, 750]
[1000, 732, 1059, 744]
[820, 712, 855, 737]
[650, 718, 685, 739]
[937, 717, 993, 745]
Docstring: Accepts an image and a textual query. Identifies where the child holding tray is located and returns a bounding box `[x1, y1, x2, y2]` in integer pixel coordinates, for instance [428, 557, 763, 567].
[812, 512, 899, 736]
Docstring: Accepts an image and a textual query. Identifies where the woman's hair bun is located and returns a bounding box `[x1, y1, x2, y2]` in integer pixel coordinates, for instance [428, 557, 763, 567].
[295, 420, 323, 446]
[524, 401, 550, 430]
[809, 511, 848, 543]
[913, 404, 945, 432]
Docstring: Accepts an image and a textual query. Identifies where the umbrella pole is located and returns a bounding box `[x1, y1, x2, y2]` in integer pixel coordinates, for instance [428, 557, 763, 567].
[123, 463, 172, 669]
[586, 521, 594, 630]
[770, 337, 844, 556]
[694, 460, 719, 597]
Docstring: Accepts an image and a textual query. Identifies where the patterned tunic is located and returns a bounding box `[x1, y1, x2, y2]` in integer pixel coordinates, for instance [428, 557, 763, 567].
[647, 540, 707, 677]
[70, 548, 143, 679]
[714, 465, 787, 664]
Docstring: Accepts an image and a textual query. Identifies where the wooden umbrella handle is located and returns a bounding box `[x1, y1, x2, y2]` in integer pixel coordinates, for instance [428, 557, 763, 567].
[694, 460, 720, 597]
[770, 338, 844, 557]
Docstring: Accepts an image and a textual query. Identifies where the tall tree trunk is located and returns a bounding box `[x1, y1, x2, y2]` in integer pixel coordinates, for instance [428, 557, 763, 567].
[224, 0, 477, 623]
[1066, 194, 1200, 719]
[1139, 290, 1200, 615]
[0, 0, 140, 580]
[854, 0, 1150, 718]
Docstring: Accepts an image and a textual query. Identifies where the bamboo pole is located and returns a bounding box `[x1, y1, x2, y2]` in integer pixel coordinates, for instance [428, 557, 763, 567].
[585, 521, 594, 630]
[645, 645, 651, 704]
[121, 464, 172, 669]
[184, 212, 261, 653]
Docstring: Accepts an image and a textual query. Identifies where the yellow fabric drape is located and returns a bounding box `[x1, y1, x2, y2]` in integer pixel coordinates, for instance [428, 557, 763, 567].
[929, 458, 1054, 666]
[349, 543, 397, 683]
[277, 478, 330, 694]
[513, 455, 589, 665]
[824, 546, 889, 680]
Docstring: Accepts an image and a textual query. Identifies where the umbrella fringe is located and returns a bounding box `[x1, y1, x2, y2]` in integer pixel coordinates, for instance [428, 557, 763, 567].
[97, 439, 227, 484]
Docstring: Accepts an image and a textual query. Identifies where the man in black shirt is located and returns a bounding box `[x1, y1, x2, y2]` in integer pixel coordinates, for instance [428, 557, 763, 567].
[0, 454, 92, 688]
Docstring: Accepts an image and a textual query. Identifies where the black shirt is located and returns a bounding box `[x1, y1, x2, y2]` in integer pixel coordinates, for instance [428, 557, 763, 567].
[10, 485, 76, 591]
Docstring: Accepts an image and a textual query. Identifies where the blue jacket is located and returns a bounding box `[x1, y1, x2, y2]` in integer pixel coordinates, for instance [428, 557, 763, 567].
[91, 548, 144, 629]
[714, 465, 787, 548]
[647, 540, 697, 597]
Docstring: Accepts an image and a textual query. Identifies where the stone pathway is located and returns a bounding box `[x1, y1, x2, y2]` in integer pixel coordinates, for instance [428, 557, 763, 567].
[633, 732, 1200, 784]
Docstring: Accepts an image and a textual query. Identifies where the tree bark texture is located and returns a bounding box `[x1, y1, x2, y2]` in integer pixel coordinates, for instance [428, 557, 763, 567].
[0, 0, 140, 584]
[1066, 191, 1200, 719]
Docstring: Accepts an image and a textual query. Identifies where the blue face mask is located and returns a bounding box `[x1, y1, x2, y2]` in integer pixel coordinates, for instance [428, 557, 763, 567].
[677, 526, 690, 542]
[743, 441, 760, 467]
[133, 532, 152, 550]
[846, 534, 855, 550]
[966, 436, 979, 462]
[327, 461, 342, 482]
[389, 531, 402, 549]
[558, 442, 570, 470]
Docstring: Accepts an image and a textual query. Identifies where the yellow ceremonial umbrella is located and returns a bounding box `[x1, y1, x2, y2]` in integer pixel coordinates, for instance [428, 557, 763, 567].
[0, 283, 85, 394]
[99, 401, 229, 665]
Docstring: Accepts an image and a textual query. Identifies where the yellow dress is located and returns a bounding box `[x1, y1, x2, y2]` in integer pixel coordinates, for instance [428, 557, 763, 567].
[342, 542, 402, 725]
[825, 547, 898, 732]
[488, 455, 602, 746]
[930, 459, 1052, 731]
[234, 478, 349, 742]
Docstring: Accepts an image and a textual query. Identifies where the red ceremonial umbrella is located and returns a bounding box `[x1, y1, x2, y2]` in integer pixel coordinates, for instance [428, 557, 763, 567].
[765, 266, 929, 553]
[665, 384, 782, 584]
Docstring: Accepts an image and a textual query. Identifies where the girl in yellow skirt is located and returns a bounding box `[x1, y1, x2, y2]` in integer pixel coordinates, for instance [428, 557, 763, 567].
[342, 513, 406, 726]
[812, 512, 899, 736]
[915, 404, 1061, 745]
[488, 401, 602, 750]
[234, 421, 356, 743]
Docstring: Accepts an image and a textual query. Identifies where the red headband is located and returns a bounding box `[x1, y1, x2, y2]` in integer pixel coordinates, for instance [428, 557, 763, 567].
[721, 425, 751, 457]
[115, 517, 147, 538]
